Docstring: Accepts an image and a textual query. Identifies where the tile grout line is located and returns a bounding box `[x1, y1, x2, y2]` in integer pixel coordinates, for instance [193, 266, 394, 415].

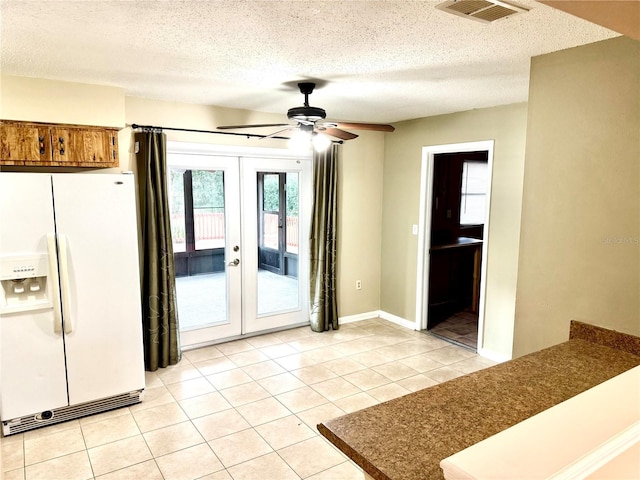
[77, 417, 95, 480]
[130, 408, 164, 480]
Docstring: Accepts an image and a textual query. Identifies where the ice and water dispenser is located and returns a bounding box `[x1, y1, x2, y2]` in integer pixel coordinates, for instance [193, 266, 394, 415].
[0, 254, 52, 314]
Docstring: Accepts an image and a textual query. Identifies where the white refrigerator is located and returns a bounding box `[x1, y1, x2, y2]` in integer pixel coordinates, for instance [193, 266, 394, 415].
[0, 172, 145, 435]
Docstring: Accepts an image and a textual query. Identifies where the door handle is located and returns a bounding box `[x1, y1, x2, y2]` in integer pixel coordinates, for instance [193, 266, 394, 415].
[57, 234, 73, 334]
[227, 258, 240, 267]
[47, 233, 63, 334]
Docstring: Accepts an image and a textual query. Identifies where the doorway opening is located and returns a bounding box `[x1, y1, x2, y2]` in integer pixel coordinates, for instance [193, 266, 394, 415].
[416, 141, 494, 353]
[428, 151, 487, 349]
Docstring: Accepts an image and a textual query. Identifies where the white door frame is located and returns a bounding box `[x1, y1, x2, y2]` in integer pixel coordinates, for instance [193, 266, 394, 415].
[167, 141, 312, 346]
[240, 156, 312, 334]
[415, 140, 494, 351]
[167, 153, 243, 346]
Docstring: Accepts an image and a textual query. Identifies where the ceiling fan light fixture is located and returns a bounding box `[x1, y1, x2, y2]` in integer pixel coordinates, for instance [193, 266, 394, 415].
[312, 133, 331, 152]
[288, 128, 312, 152]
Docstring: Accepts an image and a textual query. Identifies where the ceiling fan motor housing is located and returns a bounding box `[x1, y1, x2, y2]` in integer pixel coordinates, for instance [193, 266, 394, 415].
[287, 106, 326, 123]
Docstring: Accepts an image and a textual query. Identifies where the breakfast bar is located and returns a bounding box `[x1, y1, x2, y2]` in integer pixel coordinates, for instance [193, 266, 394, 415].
[317, 321, 640, 480]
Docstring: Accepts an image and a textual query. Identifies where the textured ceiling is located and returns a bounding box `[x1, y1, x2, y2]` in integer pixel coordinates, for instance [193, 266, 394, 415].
[0, 0, 619, 124]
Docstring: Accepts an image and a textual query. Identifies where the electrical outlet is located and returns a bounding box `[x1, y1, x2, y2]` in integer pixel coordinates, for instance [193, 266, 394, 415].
[356, 280, 362, 290]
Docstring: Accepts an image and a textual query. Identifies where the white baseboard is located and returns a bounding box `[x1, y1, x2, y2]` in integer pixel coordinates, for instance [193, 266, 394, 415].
[339, 310, 418, 330]
[338, 311, 381, 324]
[378, 310, 418, 330]
[477, 347, 511, 363]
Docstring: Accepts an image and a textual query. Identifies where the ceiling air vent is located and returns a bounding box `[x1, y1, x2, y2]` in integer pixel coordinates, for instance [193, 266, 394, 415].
[436, 0, 529, 23]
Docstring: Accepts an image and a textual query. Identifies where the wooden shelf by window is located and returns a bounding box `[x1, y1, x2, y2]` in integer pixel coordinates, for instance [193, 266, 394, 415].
[0, 120, 119, 167]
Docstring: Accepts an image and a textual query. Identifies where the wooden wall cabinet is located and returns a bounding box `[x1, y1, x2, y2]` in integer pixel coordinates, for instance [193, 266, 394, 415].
[1, 121, 119, 167]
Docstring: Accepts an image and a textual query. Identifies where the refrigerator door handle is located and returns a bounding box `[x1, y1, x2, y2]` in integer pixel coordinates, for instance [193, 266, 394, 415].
[47, 233, 64, 335]
[57, 233, 74, 334]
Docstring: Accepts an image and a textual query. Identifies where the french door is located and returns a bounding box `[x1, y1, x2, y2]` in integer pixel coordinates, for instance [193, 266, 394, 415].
[167, 144, 312, 347]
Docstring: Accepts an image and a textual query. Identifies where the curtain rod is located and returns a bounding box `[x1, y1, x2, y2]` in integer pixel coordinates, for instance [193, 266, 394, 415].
[129, 123, 343, 144]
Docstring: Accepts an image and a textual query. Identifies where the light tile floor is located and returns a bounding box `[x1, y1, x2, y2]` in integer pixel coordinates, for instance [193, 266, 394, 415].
[1, 318, 496, 480]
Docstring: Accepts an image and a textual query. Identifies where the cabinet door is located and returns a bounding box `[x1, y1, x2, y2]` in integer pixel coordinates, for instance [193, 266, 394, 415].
[52, 127, 118, 166]
[431, 157, 462, 245]
[0, 122, 51, 165]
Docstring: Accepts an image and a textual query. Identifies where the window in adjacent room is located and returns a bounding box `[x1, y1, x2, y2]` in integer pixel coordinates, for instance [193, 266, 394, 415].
[460, 160, 488, 225]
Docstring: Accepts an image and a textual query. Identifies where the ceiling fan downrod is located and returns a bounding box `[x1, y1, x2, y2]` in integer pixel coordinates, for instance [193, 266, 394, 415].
[287, 82, 326, 123]
[298, 82, 316, 107]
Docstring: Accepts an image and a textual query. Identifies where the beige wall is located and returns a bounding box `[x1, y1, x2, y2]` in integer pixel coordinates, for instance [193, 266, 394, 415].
[0, 77, 384, 319]
[337, 131, 385, 317]
[1, 75, 125, 127]
[381, 103, 528, 358]
[513, 36, 640, 357]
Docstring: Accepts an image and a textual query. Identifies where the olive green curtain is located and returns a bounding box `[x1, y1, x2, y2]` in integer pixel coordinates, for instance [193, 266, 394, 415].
[135, 131, 181, 371]
[309, 144, 339, 332]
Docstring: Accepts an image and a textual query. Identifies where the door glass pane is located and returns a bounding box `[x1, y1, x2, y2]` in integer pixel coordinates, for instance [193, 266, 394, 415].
[262, 174, 279, 250]
[169, 169, 186, 253]
[262, 213, 279, 250]
[257, 172, 299, 316]
[175, 169, 228, 332]
[193, 170, 225, 250]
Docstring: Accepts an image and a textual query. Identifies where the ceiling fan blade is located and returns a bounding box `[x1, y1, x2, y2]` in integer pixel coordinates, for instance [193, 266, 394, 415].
[335, 122, 395, 132]
[262, 127, 296, 139]
[319, 127, 359, 141]
[217, 123, 291, 130]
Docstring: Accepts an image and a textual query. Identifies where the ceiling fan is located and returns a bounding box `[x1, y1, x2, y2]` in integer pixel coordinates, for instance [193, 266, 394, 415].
[217, 82, 395, 149]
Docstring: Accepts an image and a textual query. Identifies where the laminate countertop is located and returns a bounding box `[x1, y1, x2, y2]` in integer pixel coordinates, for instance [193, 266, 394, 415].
[318, 322, 640, 480]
